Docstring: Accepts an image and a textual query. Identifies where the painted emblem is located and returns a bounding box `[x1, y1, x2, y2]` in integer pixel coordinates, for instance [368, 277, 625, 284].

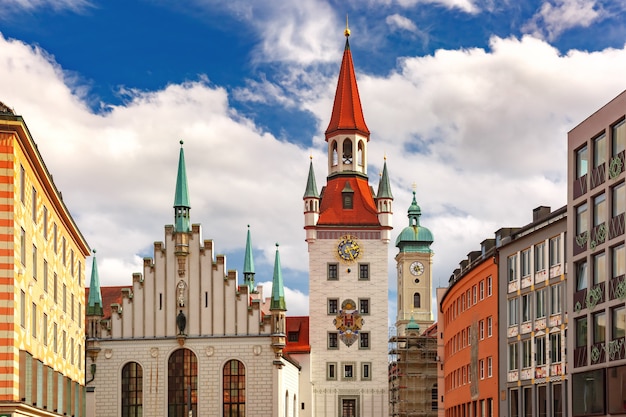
[333, 299, 364, 347]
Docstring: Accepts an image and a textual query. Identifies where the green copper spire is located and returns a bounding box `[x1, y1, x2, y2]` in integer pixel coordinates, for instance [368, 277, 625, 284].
[406, 315, 420, 331]
[174, 140, 191, 232]
[87, 249, 103, 316]
[376, 159, 393, 199]
[303, 158, 319, 198]
[395, 190, 434, 252]
[270, 243, 286, 311]
[243, 225, 255, 293]
[408, 191, 421, 224]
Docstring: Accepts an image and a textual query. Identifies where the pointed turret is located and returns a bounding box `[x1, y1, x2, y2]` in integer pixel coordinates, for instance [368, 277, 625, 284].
[270, 243, 286, 361]
[243, 225, 255, 293]
[325, 24, 370, 177]
[303, 158, 319, 198]
[174, 140, 191, 233]
[87, 250, 103, 317]
[304, 157, 320, 242]
[376, 158, 393, 241]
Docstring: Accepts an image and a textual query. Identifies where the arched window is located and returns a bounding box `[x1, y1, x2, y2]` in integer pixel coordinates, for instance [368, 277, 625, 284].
[331, 141, 338, 166]
[285, 391, 289, 417]
[223, 360, 245, 416]
[168, 349, 197, 417]
[121, 362, 142, 417]
[414, 292, 421, 308]
[342, 139, 353, 164]
[358, 140, 364, 166]
[293, 394, 297, 417]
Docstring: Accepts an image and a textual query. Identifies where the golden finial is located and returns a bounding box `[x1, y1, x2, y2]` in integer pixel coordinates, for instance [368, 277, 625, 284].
[412, 182, 417, 192]
[344, 15, 351, 37]
[310, 154, 313, 160]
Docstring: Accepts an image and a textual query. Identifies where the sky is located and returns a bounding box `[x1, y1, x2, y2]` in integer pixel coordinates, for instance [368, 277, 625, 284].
[2, 0, 626, 322]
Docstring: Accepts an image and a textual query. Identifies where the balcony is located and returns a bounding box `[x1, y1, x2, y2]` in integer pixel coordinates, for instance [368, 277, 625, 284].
[573, 174, 588, 199]
[590, 163, 606, 189]
[609, 274, 626, 300]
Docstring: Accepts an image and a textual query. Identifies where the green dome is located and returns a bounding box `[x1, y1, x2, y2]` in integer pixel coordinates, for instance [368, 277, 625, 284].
[395, 191, 434, 252]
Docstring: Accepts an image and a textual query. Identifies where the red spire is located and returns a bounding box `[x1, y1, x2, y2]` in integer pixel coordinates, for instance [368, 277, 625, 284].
[325, 36, 370, 139]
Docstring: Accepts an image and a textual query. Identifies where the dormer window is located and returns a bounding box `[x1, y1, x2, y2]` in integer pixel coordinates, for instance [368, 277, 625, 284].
[342, 181, 354, 209]
[342, 139, 353, 164]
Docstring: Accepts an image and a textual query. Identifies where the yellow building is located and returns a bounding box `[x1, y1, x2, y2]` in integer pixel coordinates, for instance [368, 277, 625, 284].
[0, 102, 90, 416]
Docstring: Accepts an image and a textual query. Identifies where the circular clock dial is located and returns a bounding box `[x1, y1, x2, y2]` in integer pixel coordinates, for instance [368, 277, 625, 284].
[337, 236, 360, 262]
[410, 261, 425, 276]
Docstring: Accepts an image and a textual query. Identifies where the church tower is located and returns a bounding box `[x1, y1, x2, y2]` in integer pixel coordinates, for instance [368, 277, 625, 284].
[395, 190, 434, 335]
[304, 23, 390, 417]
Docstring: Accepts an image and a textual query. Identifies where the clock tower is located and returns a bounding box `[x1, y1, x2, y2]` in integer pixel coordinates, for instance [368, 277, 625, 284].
[303, 24, 391, 417]
[395, 190, 434, 336]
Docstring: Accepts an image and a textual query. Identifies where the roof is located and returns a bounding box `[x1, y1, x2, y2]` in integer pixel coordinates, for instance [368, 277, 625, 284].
[395, 191, 433, 251]
[303, 159, 319, 198]
[325, 37, 369, 138]
[317, 175, 379, 225]
[85, 285, 129, 321]
[284, 316, 311, 354]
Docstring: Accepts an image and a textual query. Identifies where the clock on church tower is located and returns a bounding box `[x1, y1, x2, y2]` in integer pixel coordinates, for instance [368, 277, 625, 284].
[395, 190, 434, 336]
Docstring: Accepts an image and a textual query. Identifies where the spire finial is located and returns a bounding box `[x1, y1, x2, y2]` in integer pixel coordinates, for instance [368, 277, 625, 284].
[179, 140, 184, 146]
[412, 181, 417, 192]
[344, 15, 350, 37]
[93, 249, 96, 255]
[309, 154, 313, 160]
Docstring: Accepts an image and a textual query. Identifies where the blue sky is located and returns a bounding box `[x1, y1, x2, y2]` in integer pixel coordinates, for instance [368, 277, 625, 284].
[2, 0, 626, 319]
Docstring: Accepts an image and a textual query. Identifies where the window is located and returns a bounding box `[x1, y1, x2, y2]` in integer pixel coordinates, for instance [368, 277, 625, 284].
[327, 362, 337, 380]
[612, 305, 625, 339]
[576, 203, 588, 236]
[613, 244, 625, 279]
[576, 316, 587, 348]
[538, 385, 548, 417]
[613, 118, 626, 157]
[328, 298, 338, 314]
[31, 303, 37, 338]
[359, 332, 369, 349]
[358, 263, 369, 280]
[359, 298, 369, 314]
[32, 245, 37, 280]
[62, 330, 66, 359]
[594, 133, 607, 168]
[71, 293, 74, 321]
[593, 311, 606, 344]
[31, 186, 37, 223]
[327, 263, 338, 280]
[43, 260, 48, 293]
[479, 280, 484, 300]
[53, 273, 58, 303]
[63, 284, 67, 312]
[331, 141, 338, 166]
[572, 369, 605, 416]
[508, 298, 519, 326]
[222, 359, 242, 417]
[20, 164, 25, 203]
[550, 332, 562, 362]
[20, 290, 25, 328]
[70, 250, 74, 277]
[414, 292, 421, 308]
[53, 323, 57, 353]
[328, 332, 338, 349]
[472, 285, 477, 304]
[78, 261, 82, 286]
[479, 359, 485, 379]
[536, 289, 546, 319]
[593, 252, 606, 285]
[509, 343, 518, 371]
[62, 237, 66, 266]
[78, 303, 82, 328]
[466, 289, 471, 307]
[553, 383, 563, 417]
[522, 339, 531, 368]
[551, 284, 562, 314]
[121, 362, 143, 417]
[613, 182, 625, 218]
[487, 276, 492, 296]
[479, 320, 484, 340]
[576, 144, 588, 178]
[594, 193, 607, 227]
[508, 254, 518, 282]
[20, 228, 25, 266]
[521, 249, 531, 277]
[549, 235, 561, 266]
[342, 363, 355, 381]
[467, 326, 471, 345]
[487, 316, 493, 337]
[535, 242, 546, 272]
[536, 335, 546, 365]
[342, 139, 353, 164]
[576, 260, 588, 291]
[522, 294, 531, 322]
[53, 223, 57, 253]
[487, 356, 492, 377]
[43, 313, 47, 346]
[43, 206, 48, 239]
[608, 364, 626, 414]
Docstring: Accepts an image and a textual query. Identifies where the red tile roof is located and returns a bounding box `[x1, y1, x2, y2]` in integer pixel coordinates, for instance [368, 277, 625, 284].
[318, 176, 379, 225]
[284, 316, 310, 354]
[325, 38, 369, 138]
[85, 285, 128, 320]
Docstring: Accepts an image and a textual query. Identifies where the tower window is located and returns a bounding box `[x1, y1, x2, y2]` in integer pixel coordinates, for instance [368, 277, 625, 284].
[328, 298, 338, 314]
[359, 264, 369, 280]
[342, 139, 353, 164]
[343, 195, 353, 209]
[359, 298, 370, 314]
[358, 140, 364, 166]
[328, 332, 338, 349]
[327, 263, 338, 280]
[414, 292, 421, 308]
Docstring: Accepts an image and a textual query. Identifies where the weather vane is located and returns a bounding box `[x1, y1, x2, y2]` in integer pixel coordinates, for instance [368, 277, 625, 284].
[344, 15, 350, 37]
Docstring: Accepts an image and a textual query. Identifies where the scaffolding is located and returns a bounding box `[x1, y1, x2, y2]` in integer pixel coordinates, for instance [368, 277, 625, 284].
[389, 325, 439, 417]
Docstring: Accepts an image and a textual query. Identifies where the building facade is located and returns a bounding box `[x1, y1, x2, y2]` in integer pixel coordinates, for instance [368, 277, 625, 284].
[85, 143, 301, 417]
[498, 206, 567, 417]
[303, 27, 391, 417]
[567, 90, 626, 416]
[0, 102, 90, 416]
[440, 239, 498, 417]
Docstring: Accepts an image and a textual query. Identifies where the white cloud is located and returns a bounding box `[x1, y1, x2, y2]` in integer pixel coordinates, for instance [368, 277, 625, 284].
[2, 0, 91, 14]
[523, 0, 604, 40]
[386, 14, 419, 33]
[395, 0, 480, 14]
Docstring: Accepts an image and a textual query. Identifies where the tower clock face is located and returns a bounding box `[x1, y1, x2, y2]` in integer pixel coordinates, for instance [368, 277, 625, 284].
[337, 235, 361, 262]
[410, 261, 425, 276]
